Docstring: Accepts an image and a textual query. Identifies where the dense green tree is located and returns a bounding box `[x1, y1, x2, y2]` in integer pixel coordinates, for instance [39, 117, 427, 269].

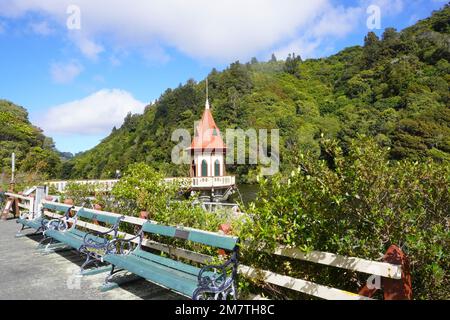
[64, 5, 449, 179]
[242, 136, 449, 299]
[0, 99, 62, 179]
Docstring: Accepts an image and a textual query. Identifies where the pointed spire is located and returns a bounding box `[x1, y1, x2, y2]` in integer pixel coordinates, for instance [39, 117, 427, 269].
[205, 77, 210, 110]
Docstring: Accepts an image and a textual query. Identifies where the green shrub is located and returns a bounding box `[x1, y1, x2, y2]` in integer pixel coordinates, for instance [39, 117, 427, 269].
[242, 136, 449, 299]
[63, 182, 97, 206]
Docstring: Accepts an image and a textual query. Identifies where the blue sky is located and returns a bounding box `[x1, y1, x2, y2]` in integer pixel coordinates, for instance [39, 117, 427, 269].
[0, 0, 447, 153]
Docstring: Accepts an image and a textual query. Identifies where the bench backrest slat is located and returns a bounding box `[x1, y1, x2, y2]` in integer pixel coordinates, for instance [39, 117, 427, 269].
[76, 208, 121, 225]
[142, 221, 238, 250]
[43, 202, 72, 213]
[43, 203, 120, 225]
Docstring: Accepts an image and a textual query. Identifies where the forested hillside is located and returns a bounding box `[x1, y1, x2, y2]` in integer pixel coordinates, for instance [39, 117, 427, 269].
[64, 5, 449, 180]
[0, 99, 62, 179]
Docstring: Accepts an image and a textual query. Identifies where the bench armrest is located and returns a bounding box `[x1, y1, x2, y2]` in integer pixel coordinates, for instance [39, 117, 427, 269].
[82, 216, 124, 249]
[105, 231, 143, 255]
[82, 231, 110, 249]
[197, 251, 239, 292]
[46, 218, 65, 230]
[45, 206, 76, 232]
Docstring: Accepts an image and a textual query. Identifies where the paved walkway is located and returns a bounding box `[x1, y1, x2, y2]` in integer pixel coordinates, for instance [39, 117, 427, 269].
[0, 219, 183, 300]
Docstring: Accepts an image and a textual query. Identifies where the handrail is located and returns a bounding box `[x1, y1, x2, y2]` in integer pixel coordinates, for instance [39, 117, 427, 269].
[5, 192, 33, 202]
[41, 201, 403, 300]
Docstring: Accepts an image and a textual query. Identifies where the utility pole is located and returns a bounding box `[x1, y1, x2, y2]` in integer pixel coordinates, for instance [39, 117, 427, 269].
[9, 153, 15, 192]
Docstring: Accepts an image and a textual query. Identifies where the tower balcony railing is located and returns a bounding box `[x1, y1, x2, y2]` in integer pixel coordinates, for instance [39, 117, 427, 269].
[190, 176, 236, 188]
[46, 176, 236, 193]
[165, 176, 236, 189]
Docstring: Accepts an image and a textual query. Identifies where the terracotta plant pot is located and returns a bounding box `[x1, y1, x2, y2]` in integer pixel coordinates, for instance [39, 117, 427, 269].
[139, 211, 149, 220]
[219, 223, 232, 235]
[64, 199, 74, 205]
[218, 224, 232, 257]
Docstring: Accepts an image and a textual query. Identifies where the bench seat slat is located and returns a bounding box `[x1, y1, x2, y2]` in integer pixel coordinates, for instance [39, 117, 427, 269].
[45, 229, 107, 250]
[45, 229, 85, 250]
[17, 216, 47, 229]
[132, 249, 203, 277]
[104, 253, 199, 297]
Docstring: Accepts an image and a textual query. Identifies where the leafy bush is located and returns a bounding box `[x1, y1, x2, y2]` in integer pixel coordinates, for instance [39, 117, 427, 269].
[63, 182, 97, 206]
[110, 163, 243, 232]
[242, 136, 449, 299]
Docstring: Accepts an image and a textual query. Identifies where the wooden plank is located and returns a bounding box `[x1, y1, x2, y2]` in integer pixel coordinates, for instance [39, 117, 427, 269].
[43, 209, 377, 300]
[142, 221, 238, 250]
[42, 200, 237, 241]
[18, 203, 30, 210]
[269, 245, 402, 279]
[238, 265, 373, 300]
[43, 210, 214, 265]
[5, 193, 33, 201]
[2, 199, 14, 219]
[43, 204, 401, 279]
[43, 202, 401, 276]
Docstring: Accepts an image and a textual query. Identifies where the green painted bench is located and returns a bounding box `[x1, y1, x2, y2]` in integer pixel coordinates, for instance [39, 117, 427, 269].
[16, 202, 70, 237]
[102, 221, 239, 300]
[43, 204, 124, 272]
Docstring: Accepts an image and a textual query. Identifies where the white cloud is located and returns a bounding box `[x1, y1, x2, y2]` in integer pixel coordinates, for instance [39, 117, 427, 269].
[50, 60, 83, 84]
[274, 37, 322, 60]
[312, 5, 363, 38]
[0, 0, 333, 62]
[1, 0, 393, 62]
[39, 89, 146, 135]
[273, 3, 363, 59]
[29, 21, 54, 35]
[359, 0, 404, 16]
[70, 33, 104, 60]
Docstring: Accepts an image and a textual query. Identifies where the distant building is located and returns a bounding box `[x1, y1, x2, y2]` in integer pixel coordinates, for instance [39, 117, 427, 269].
[187, 91, 236, 202]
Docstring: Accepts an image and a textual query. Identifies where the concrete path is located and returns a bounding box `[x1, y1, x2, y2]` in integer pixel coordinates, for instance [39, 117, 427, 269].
[0, 219, 184, 300]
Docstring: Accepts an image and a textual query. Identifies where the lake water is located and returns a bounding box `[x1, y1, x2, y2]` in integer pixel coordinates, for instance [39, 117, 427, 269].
[230, 184, 260, 206]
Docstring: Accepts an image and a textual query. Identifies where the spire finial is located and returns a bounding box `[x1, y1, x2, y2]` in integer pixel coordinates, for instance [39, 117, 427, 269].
[205, 77, 210, 110]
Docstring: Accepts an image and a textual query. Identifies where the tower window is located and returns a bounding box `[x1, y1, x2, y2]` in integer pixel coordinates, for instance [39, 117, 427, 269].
[201, 160, 208, 177]
[213, 128, 218, 136]
[214, 159, 220, 177]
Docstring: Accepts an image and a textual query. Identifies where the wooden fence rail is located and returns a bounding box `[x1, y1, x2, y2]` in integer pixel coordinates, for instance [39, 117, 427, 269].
[6, 194, 404, 300]
[35, 199, 402, 300]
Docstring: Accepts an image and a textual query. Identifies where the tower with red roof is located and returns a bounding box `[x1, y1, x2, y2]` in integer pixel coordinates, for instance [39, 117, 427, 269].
[187, 82, 235, 201]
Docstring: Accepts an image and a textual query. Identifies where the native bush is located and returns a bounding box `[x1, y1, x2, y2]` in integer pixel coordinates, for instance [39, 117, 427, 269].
[63, 182, 97, 206]
[242, 136, 449, 299]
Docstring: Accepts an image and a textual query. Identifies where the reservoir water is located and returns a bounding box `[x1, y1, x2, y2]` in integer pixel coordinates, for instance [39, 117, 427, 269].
[230, 184, 260, 206]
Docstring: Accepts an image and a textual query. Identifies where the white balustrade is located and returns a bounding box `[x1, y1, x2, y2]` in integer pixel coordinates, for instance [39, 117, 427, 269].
[46, 176, 235, 192]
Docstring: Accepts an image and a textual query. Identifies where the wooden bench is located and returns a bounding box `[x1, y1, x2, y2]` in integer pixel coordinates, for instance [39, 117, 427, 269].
[43, 204, 124, 272]
[102, 221, 240, 300]
[15, 201, 67, 237]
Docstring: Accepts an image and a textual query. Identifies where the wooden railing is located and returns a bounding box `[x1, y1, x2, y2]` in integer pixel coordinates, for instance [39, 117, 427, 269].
[45, 179, 119, 193]
[34, 199, 402, 300]
[4, 192, 34, 217]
